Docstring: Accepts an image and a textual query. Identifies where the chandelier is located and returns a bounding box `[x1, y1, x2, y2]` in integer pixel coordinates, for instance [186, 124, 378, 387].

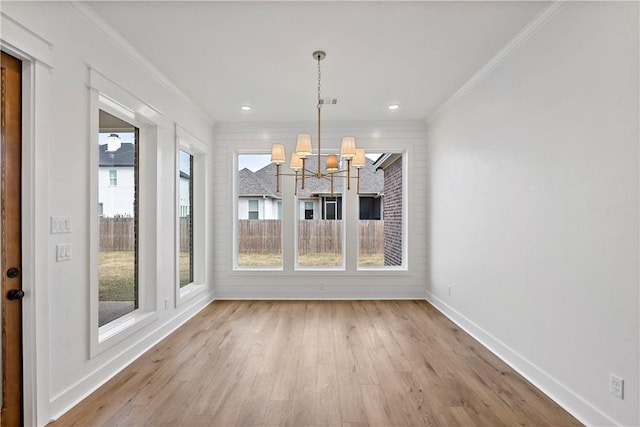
[270, 51, 366, 195]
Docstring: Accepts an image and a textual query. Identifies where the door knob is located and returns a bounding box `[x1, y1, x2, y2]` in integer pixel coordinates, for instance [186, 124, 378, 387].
[7, 289, 24, 300]
[6, 267, 19, 278]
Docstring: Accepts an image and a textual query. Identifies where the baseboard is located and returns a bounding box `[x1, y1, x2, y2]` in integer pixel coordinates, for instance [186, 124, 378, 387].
[425, 292, 619, 427]
[47, 293, 214, 422]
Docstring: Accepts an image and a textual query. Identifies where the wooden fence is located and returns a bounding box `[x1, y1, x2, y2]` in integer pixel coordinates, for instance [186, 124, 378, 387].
[100, 217, 135, 251]
[100, 218, 384, 254]
[238, 219, 282, 253]
[100, 218, 191, 251]
[238, 219, 384, 255]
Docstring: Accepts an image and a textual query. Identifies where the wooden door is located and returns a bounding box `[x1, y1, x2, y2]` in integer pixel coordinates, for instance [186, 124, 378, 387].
[1, 51, 23, 427]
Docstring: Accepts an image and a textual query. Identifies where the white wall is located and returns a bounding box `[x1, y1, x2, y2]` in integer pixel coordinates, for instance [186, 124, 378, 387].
[426, 2, 639, 426]
[217, 121, 426, 297]
[237, 197, 280, 220]
[98, 166, 134, 217]
[1, 2, 215, 424]
[179, 175, 191, 217]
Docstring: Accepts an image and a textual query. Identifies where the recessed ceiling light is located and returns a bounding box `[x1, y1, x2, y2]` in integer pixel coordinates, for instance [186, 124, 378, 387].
[388, 104, 400, 110]
[240, 105, 253, 111]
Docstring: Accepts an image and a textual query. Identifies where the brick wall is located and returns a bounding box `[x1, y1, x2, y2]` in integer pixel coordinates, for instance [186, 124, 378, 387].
[383, 156, 403, 266]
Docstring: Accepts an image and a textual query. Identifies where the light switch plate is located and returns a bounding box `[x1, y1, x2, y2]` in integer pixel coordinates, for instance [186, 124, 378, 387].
[56, 243, 72, 262]
[51, 216, 72, 234]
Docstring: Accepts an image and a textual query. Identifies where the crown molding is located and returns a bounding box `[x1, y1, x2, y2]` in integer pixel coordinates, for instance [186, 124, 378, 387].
[66, 1, 214, 125]
[0, 12, 55, 69]
[426, 1, 569, 125]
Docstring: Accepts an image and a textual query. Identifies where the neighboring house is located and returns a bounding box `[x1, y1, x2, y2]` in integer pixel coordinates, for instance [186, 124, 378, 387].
[238, 155, 384, 220]
[374, 153, 403, 266]
[99, 142, 192, 218]
[237, 167, 282, 220]
[98, 142, 135, 217]
[179, 170, 191, 218]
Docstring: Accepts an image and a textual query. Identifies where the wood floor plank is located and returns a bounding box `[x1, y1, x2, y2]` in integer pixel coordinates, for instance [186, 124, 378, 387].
[235, 373, 276, 427]
[359, 385, 394, 427]
[288, 344, 318, 426]
[49, 301, 582, 427]
[316, 363, 341, 426]
[262, 400, 291, 427]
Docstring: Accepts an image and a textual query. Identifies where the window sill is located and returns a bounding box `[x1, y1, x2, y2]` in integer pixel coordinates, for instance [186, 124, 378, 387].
[91, 309, 157, 357]
[177, 282, 208, 306]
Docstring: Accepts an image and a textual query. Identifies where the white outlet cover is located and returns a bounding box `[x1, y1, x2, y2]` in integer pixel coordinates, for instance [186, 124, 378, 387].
[610, 374, 624, 399]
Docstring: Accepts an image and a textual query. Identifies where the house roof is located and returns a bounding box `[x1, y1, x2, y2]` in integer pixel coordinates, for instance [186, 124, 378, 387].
[238, 167, 280, 199]
[99, 143, 135, 167]
[238, 155, 383, 198]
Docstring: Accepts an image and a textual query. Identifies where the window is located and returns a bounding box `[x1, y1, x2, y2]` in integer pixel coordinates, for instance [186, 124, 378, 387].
[175, 126, 207, 304]
[296, 155, 343, 268]
[98, 110, 138, 327]
[359, 153, 405, 268]
[304, 201, 314, 219]
[248, 200, 259, 220]
[90, 72, 160, 357]
[323, 197, 342, 220]
[178, 150, 193, 288]
[236, 153, 282, 269]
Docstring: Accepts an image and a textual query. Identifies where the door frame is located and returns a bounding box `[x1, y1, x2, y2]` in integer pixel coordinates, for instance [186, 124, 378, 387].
[1, 15, 54, 427]
[2, 50, 24, 427]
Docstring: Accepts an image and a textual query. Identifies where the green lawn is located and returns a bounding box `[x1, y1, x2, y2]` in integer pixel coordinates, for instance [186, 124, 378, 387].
[99, 251, 191, 301]
[100, 251, 386, 301]
[238, 252, 385, 267]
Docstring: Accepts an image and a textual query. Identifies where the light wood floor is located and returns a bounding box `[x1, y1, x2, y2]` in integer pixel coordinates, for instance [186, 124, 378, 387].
[50, 301, 582, 426]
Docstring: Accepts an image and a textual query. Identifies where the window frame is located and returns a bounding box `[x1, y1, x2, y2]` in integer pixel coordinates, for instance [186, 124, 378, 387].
[233, 151, 283, 271]
[89, 69, 162, 358]
[294, 152, 345, 271]
[230, 146, 409, 274]
[175, 125, 208, 306]
[357, 151, 408, 271]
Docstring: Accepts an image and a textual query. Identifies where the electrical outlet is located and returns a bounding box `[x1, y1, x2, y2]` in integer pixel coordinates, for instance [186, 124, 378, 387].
[611, 374, 624, 399]
[164, 298, 169, 309]
[448, 285, 451, 296]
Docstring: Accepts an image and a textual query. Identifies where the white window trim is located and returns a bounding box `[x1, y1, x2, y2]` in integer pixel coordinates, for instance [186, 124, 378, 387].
[175, 125, 208, 306]
[89, 68, 164, 357]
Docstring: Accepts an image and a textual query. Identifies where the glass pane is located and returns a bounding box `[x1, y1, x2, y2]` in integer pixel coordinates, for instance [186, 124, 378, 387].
[237, 154, 282, 268]
[296, 154, 343, 268]
[98, 110, 138, 326]
[179, 150, 194, 287]
[358, 153, 402, 267]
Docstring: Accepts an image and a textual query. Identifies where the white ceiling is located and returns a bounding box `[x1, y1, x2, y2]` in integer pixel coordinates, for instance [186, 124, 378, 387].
[86, 1, 548, 123]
